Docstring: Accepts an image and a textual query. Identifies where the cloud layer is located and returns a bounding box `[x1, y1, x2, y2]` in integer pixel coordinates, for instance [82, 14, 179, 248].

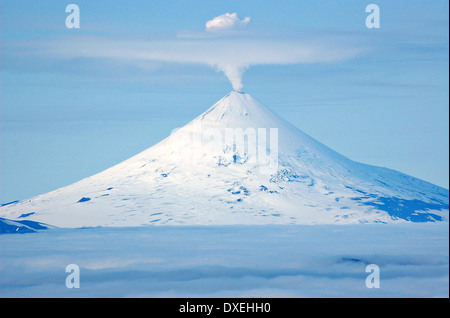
[5, 13, 365, 91]
[1, 224, 448, 297]
[36, 35, 363, 91]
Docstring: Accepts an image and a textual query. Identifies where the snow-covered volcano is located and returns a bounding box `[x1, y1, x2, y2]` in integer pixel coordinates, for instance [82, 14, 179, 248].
[1, 91, 448, 227]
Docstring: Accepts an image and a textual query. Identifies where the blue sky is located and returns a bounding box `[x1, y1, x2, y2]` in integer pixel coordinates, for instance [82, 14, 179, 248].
[0, 0, 448, 202]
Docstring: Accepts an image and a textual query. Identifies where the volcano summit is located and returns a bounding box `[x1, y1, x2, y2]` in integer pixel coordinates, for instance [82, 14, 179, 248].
[1, 91, 448, 228]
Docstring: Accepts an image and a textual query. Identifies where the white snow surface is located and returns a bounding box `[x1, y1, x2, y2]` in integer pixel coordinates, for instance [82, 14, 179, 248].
[0, 91, 448, 227]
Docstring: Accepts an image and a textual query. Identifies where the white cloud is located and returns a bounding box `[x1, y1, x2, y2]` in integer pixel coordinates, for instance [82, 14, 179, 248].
[27, 35, 365, 91]
[206, 13, 251, 32]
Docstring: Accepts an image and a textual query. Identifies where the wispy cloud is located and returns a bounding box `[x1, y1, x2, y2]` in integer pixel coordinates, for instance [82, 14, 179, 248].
[3, 13, 366, 91]
[33, 35, 363, 91]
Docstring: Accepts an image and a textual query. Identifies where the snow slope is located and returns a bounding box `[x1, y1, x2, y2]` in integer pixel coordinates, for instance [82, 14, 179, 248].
[0, 91, 448, 228]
